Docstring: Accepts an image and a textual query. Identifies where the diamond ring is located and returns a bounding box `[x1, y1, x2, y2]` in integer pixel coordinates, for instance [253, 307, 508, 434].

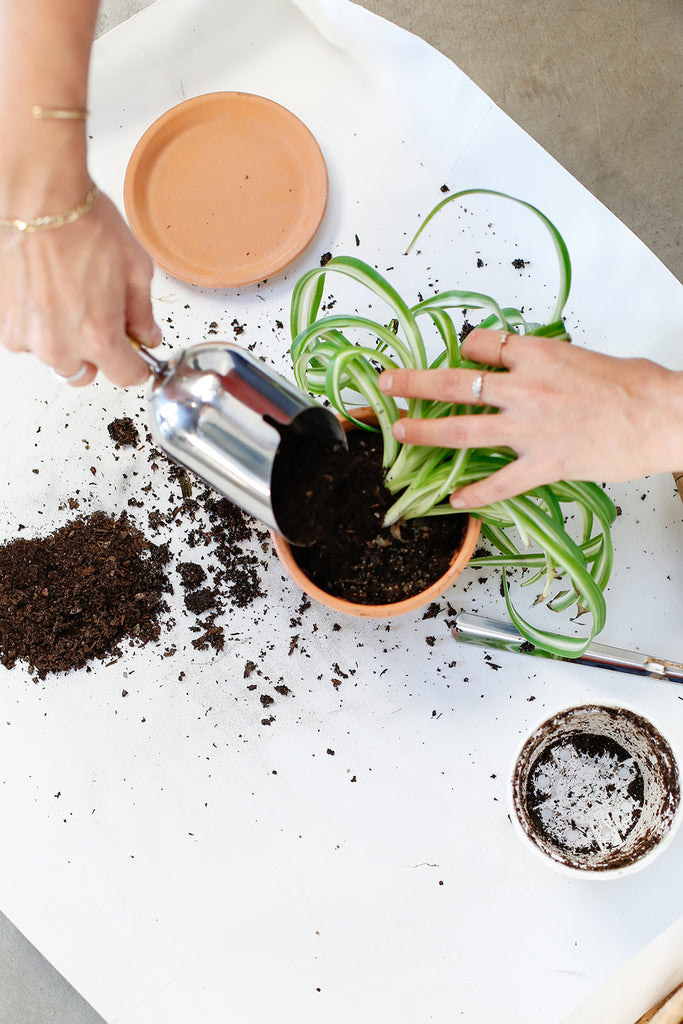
[471, 371, 488, 405]
[498, 331, 511, 365]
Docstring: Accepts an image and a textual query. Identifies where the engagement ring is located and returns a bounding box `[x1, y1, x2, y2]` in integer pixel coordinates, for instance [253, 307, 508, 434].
[471, 371, 488, 405]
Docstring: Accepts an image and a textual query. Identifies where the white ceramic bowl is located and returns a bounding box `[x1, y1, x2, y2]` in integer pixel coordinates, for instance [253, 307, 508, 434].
[510, 703, 681, 878]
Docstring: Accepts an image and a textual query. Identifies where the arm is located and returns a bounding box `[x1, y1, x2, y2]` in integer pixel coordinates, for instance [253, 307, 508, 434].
[0, 0, 160, 387]
[378, 328, 683, 507]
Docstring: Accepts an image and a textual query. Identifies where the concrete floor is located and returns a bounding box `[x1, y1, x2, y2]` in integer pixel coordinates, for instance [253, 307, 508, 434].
[0, 2, 681, 1023]
[361, 0, 682, 284]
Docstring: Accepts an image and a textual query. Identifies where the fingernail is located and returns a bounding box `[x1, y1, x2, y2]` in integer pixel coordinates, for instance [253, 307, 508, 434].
[149, 323, 163, 344]
[393, 420, 405, 440]
[450, 495, 466, 509]
[378, 373, 392, 392]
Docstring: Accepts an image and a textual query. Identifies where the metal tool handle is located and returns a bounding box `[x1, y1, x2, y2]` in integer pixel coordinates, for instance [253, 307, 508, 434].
[127, 334, 168, 376]
[452, 612, 683, 683]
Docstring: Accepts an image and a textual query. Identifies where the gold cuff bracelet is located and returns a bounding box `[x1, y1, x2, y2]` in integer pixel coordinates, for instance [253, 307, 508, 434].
[31, 105, 89, 120]
[0, 184, 101, 233]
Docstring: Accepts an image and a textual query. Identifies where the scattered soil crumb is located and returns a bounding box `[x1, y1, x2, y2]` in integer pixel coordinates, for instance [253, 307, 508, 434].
[177, 562, 207, 590]
[184, 587, 217, 615]
[422, 603, 441, 620]
[107, 417, 140, 448]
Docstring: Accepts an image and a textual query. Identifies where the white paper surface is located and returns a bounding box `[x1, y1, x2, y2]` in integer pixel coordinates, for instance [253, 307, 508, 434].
[0, 1, 682, 1022]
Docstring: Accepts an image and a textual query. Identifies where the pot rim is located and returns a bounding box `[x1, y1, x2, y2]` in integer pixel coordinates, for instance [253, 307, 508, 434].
[271, 406, 481, 618]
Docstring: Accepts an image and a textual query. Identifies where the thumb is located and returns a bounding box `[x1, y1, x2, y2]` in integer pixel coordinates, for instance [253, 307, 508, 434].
[125, 260, 162, 349]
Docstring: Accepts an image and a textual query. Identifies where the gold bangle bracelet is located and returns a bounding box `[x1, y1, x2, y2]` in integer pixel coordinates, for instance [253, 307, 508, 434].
[0, 184, 101, 233]
[32, 105, 89, 120]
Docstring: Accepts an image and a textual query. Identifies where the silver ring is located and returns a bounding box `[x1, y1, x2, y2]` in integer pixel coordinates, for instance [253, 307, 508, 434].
[471, 371, 488, 405]
[51, 363, 88, 384]
[498, 331, 511, 365]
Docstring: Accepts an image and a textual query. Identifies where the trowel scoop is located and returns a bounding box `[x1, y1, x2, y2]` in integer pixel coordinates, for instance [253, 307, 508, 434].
[131, 337, 347, 543]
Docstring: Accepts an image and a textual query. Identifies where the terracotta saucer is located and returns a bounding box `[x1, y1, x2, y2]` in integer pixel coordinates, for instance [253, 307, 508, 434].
[123, 92, 328, 288]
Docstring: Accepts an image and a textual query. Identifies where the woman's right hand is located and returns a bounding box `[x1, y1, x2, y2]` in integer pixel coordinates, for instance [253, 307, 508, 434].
[0, 0, 161, 388]
[0, 187, 162, 387]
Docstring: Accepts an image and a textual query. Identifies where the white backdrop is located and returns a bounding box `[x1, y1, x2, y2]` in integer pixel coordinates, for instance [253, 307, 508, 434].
[0, 1, 681, 1022]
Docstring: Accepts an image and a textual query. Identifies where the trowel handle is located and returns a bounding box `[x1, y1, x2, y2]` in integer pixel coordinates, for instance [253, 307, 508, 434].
[127, 334, 168, 376]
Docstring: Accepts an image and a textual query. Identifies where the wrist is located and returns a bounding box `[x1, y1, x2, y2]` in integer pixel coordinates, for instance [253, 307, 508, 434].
[0, 183, 100, 234]
[663, 370, 683, 469]
[0, 120, 90, 217]
[643, 367, 683, 474]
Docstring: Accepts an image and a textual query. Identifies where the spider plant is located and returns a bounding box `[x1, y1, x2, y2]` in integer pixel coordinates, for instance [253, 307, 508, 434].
[289, 189, 617, 657]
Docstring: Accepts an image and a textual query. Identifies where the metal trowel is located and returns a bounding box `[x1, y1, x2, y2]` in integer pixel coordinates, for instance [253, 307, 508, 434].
[130, 337, 346, 544]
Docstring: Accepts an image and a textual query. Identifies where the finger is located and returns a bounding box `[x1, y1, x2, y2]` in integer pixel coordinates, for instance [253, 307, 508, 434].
[125, 250, 162, 349]
[65, 361, 98, 388]
[81, 314, 151, 389]
[449, 458, 554, 509]
[394, 412, 513, 449]
[34, 332, 97, 386]
[97, 338, 151, 389]
[379, 367, 499, 405]
[2, 333, 31, 354]
[460, 327, 519, 367]
[49, 361, 98, 387]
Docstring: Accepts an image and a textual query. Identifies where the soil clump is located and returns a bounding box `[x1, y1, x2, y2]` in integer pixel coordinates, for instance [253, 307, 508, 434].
[107, 416, 141, 448]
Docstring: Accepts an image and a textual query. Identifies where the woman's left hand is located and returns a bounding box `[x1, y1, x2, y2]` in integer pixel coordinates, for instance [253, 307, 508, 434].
[377, 327, 683, 507]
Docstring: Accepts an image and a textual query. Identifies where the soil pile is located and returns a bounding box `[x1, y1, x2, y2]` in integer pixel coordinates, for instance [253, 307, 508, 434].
[0, 511, 169, 678]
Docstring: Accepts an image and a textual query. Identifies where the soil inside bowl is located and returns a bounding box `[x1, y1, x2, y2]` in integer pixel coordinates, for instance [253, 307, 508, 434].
[272, 427, 468, 604]
[526, 732, 645, 857]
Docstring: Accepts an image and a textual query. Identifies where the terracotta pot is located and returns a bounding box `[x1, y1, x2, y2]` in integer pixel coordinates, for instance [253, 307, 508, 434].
[271, 407, 481, 618]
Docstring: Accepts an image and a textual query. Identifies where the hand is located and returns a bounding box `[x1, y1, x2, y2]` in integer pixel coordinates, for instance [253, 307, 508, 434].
[378, 328, 683, 507]
[0, 189, 161, 388]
